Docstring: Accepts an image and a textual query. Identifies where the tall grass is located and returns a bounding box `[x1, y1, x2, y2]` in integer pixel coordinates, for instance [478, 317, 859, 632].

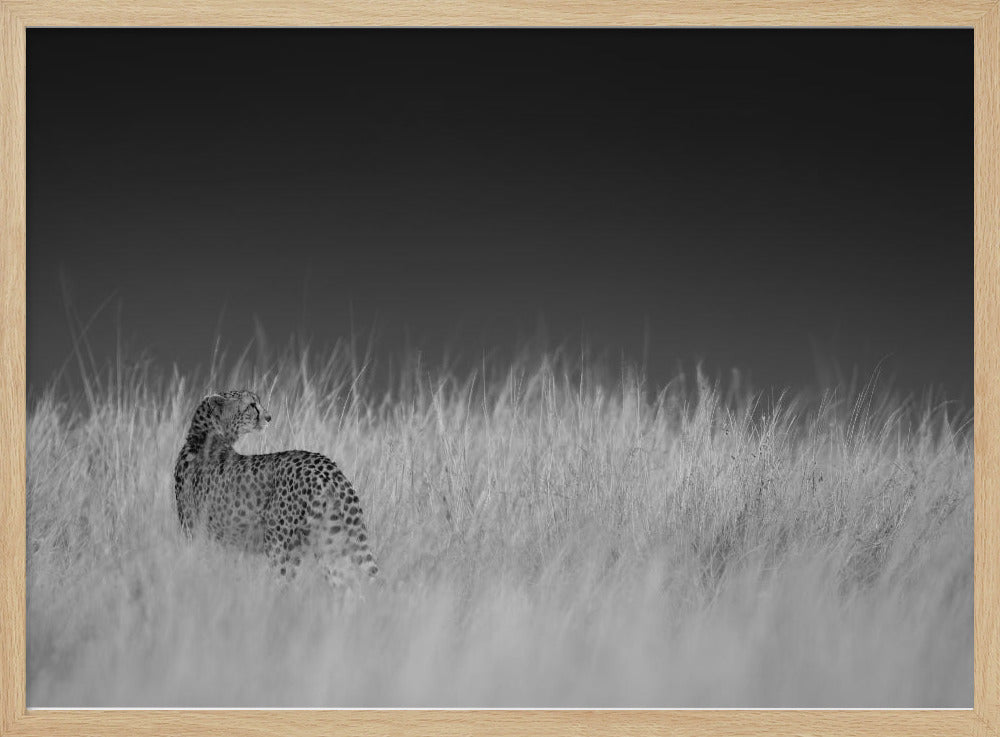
[26, 344, 972, 706]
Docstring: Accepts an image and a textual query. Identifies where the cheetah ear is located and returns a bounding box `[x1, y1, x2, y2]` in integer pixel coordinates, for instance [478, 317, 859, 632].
[202, 393, 226, 406]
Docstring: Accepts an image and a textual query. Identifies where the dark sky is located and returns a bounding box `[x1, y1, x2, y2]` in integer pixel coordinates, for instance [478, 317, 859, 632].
[27, 29, 972, 401]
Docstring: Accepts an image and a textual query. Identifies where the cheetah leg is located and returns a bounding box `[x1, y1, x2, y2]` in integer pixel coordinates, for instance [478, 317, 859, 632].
[319, 535, 379, 588]
[264, 529, 301, 580]
[304, 499, 349, 588]
[320, 555, 352, 589]
[347, 538, 380, 582]
[311, 520, 367, 588]
[310, 483, 379, 588]
[309, 520, 352, 588]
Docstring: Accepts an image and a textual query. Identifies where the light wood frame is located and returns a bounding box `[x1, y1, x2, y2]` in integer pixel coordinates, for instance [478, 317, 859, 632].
[1, 2, 996, 735]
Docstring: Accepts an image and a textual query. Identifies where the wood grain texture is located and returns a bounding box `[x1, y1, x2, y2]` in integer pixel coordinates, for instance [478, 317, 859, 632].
[0, 1, 997, 736]
[0, 2, 26, 736]
[0, 709, 990, 737]
[0, 0, 998, 26]
[976, 3, 1000, 734]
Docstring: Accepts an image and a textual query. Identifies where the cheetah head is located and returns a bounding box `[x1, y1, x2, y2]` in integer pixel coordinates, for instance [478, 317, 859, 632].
[195, 389, 272, 440]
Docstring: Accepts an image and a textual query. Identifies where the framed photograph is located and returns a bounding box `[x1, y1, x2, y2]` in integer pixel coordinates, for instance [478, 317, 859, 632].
[2, 1, 997, 735]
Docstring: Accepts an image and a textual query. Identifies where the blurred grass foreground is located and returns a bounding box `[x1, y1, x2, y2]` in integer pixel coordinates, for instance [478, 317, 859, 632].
[26, 343, 972, 706]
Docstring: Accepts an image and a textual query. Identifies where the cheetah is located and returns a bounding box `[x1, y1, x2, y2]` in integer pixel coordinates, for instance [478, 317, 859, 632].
[173, 389, 379, 586]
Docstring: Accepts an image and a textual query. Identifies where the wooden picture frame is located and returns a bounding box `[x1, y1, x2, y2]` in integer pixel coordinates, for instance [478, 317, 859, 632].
[1, 2, 996, 735]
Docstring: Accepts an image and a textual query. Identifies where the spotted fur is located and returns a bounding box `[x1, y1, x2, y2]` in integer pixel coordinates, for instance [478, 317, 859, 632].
[173, 389, 379, 586]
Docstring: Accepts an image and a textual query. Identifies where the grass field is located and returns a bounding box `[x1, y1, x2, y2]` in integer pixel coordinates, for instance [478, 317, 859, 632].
[26, 345, 972, 706]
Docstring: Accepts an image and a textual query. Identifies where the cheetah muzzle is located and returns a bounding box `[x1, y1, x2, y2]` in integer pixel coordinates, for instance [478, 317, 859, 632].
[173, 389, 379, 586]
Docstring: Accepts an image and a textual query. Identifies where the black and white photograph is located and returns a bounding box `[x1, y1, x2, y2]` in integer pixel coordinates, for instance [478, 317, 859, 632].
[26, 28, 972, 707]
